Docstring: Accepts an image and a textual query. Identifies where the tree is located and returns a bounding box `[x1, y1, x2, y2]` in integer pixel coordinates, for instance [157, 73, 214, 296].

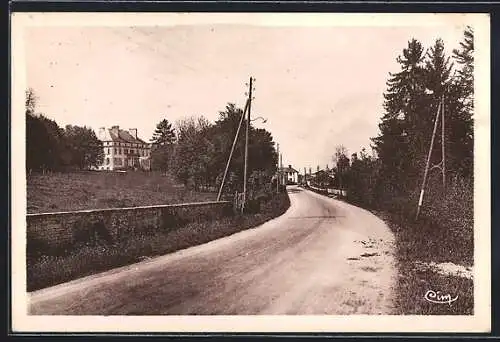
[26, 88, 37, 116]
[346, 148, 381, 207]
[424, 37, 473, 181]
[151, 118, 176, 146]
[210, 103, 247, 189]
[451, 26, 474, 178]
[453, 26, 474, 113]
[209, 103, 278, 196]
[372, 39, 428, 199]
[332, 145, 350, 191]
[63, 125, 104, 170]
[150, 118, 177, 172]
[170, 115, 212, 189]
[165, 102, 278, 196]
[26, 89, 70, 172]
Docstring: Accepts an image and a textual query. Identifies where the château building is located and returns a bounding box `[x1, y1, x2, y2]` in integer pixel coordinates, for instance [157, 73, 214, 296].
[97, 126, 151, 171]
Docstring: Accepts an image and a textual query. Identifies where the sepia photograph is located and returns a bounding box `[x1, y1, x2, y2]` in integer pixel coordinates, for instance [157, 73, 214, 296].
[11, 12, 490, 333]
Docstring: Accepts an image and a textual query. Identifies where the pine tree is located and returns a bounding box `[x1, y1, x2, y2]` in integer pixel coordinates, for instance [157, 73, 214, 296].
[150, 118, 176, 172]
[450, 26, 474, 178]
[453, 26, 474, 114]
[425, 39, 453, 96]
[151, 118, 176, 146]
[419, 39, 454, 182]
[372, 39, 428, 198]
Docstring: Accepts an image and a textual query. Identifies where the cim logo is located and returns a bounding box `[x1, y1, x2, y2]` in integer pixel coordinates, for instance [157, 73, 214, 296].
[424, 290, 458, 305]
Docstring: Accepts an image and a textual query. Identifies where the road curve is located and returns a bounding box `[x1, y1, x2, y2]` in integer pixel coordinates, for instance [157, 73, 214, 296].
[29, 186, 397, 315]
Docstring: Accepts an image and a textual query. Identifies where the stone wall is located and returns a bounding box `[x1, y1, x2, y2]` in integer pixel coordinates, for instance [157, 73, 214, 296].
[27, 201, 233, 256]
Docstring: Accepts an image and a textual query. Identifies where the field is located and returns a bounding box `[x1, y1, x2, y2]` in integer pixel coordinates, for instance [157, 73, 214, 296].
[27, 171, 217, 214]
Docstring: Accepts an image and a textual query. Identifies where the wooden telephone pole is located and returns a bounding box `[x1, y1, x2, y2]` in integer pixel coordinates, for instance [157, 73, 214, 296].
[217, 99, 249, 202]
[242, 76, 254, 213]
[276, 143, 280, 193]
[415, 95, 446, 220]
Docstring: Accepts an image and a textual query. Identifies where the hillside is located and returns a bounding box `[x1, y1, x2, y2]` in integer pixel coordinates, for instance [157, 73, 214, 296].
[27, 171, 217, 214]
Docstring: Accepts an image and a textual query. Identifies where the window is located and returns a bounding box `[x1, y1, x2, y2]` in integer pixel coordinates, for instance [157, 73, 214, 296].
[105, 158, 110, 165]
[114, 148, 117, 154]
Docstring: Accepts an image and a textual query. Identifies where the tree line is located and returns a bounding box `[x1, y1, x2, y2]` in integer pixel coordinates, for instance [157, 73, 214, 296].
[26, 89, 104, 172]
[149, 103, 278, 195]
[26, 90, 279, 197]
[327, 27, 474, 223]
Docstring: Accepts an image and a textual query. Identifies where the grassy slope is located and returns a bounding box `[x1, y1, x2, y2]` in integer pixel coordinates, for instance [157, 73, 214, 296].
[27, 171, 216, 214]
[375, 211, 473, 315]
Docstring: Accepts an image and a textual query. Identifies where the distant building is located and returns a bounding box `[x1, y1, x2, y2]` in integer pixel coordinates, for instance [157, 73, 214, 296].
[311, 169, 335, 188]
[279, 164, 299, 184]
[97, 126, 151, 171]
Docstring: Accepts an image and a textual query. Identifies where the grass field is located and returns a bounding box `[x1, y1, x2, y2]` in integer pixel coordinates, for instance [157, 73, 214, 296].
[27, 171, 216, 214]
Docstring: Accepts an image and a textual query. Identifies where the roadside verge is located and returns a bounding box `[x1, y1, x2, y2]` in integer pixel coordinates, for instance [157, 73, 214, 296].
[303, 185, 473, 315]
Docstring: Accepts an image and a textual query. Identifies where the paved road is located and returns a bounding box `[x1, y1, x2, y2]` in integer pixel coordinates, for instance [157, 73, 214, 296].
[29, 186, 397, 315]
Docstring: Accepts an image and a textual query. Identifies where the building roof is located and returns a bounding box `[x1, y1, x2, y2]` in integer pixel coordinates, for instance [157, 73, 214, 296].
[311, 169, 336, 179]
[280, 166, 298, 173]
[98, 126, 148, 145]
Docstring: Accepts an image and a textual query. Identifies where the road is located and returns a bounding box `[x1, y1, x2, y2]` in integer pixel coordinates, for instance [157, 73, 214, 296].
[28, 186, 397, 315]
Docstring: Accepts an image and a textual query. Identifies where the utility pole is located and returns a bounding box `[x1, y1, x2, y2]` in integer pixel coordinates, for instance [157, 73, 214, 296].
[415, 98, 442, 220]
[276, 143, 280, 193]
[243, 76, 253, 213]
[441, 93, 446, 189]
[217, 99, 249, 201]
[279, 153, 283, 185]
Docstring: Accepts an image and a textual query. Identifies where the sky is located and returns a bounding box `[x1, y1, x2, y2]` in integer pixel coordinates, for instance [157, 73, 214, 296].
[25, 17, 468, 171]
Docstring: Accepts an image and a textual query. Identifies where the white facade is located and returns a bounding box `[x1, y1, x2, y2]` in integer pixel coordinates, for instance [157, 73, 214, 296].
[97, 126, 151, 171]
[280, 165, 299, 184]
[286, 170, 298, 183]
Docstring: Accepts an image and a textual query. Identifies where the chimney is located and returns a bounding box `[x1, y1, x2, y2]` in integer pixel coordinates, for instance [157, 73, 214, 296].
[129, 128, 138, 139]
[98, 127, 105, 140]
[111, 125, 119, 135]
[288, 164, 292, 169]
